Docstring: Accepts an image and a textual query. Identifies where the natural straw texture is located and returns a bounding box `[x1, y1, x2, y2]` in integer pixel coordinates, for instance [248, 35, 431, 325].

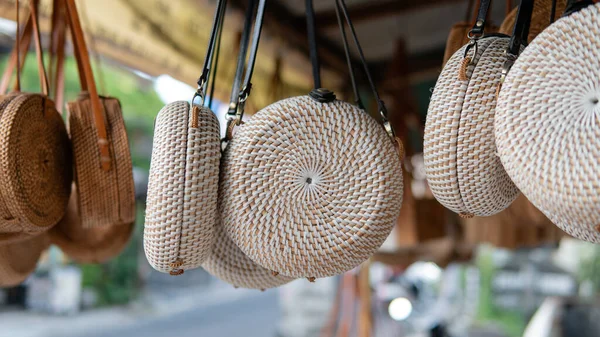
[499, 0, 567, 42]
[0, 233, 49, 287]
[49, 185, 133, 263]
[67, 94, 135, 229]
[145, 101, 220, 273]
[0, 93, 72, 233]
[424, 37, 519, 217]
[221, 96, 403, 279]
[495, 4, 600, 243]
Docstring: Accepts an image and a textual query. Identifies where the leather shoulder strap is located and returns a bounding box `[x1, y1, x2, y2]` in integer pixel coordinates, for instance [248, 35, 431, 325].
[0, 12, 33, 94]
[29, 0, 50, 96]
[470, 0, 493, 37]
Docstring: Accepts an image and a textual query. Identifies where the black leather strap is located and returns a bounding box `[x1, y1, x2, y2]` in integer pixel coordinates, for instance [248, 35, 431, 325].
[550, 0, 557, 23]
[306, 0, 321, 89]
[227, 0, 256, 115]
[335, 1, 361, 108]
[335, 0, 394, 138]
[207, 1, 226, 109]
[226, 0, 266, 121]
[470, 0, 492, 36]
[563, 0, 594, 16]
[507, 0, 535, 56]
[195, 0, 226, 101]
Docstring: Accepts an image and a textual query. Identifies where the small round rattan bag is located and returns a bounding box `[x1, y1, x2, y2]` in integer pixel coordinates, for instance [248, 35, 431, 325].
[143, 1, 225, 275]
[220, 0, 403, 280]
[495, 1, 600, 243]
[423, 0, 533, 218]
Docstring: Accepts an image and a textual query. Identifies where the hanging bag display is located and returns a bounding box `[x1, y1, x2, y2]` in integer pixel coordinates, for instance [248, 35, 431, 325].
[144, 0, 224, 275]
[63, 0, 135, 230]
[495, 0, 600, 243]
[201, 0, 294, 290]
[0, 0, 72, 237]
[423, 0, 534, 218]
[220, 0, 403, 280]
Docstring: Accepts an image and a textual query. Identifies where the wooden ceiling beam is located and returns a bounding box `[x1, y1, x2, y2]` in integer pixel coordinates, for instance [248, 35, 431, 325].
[317, 0, 466, 28]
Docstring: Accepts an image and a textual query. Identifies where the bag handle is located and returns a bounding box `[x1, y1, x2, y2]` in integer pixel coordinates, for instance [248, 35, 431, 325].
[506, 0, 535, 57]
[29, 0, 50, 96]
[0, 10, 33, 94]
[306, 0, 321, 89]
[334, 0, 396, 139]
[563, 0, 595, 16]
[49, 0, 67, 111]
[335, 0, 361, 108]
[64, 0, 112, 171]
[224, 0, 266, 133]
[205, 6, 225, 110]
[468, 0, 493, 38]
[193, 0, 227, 104]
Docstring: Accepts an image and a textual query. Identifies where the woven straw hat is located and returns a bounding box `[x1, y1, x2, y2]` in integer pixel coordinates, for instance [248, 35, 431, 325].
[49, 185, 133, 263]
[0, 93, 72, 233]
[424, 36, 520, 218]
[495, 3, 600, 243]
[0, 233, 49, 287]
[221, 96, 403, 279]
[144, 101, 220, 274]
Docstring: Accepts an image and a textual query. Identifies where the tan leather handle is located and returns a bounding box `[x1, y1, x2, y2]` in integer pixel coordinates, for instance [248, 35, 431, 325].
[0, 13, 33, 94]
[49, 0, 67, 111]
[29, 0, 50, 96]
[64, 0, 111, 171]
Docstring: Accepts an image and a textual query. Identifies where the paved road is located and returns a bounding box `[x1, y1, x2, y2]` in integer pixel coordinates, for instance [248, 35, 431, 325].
[68, 290, 282, 337]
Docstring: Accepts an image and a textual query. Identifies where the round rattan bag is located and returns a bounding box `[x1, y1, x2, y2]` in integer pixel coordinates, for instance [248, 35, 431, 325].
[0, 233, 49, 287]
[221, 96, 403, 279]
[424, 36, 520, 218]
[144, 101, 220, 274]
[495, 3, 600, 243]
[0, 93, 72, 234]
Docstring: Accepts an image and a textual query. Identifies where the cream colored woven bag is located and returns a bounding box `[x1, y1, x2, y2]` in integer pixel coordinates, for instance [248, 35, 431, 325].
[495, 2, 600, 243]
[424, 36, 520, 218]
[144, 101, 220, 274]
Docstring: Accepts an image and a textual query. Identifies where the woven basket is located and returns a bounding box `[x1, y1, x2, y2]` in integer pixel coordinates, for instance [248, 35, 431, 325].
[144, 101, 221, 274]
[495, 3, 600, 243]
[48, 184, 133, 263]
[0, 93, 72, 234]
[499, 0, 567, 41]
[0, 232, 49, 287]
[221, 96, 403, 279]
[66, 94, 135, 229]
[424, 37, 520, 218]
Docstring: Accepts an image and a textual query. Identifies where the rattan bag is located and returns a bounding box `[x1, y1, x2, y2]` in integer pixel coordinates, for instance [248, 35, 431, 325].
[143, 1, 225, 275]
[423, 0, 535, 218]
[221, 0, 403, 280]
[0, 1, 71, 236]
[495, 2, 600, 243]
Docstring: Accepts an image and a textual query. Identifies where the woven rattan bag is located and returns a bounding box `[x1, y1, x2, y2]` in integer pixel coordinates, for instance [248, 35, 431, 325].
[144, 0, 226, 275]
[0, 1, 71, 236]
[64, 0, 135, 230]
[0, 233, 49, 287]
[423, 0, 535, 218]
[221, 0, 403, 280]
[495, 1, 600, 243]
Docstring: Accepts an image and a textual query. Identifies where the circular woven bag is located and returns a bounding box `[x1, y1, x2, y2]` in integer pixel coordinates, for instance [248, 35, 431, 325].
[144, 101, 220, 274]
[0, 93, 72, 233]
[0, 232, 49, 287]
[221, 96, 403, 279]
[424, 36, 520, 218]
[495, 3, 600, 243]
[49, 185, 133, 263]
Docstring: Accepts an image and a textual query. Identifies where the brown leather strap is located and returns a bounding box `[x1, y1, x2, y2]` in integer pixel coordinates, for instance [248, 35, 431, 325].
[65, 0, 111, 171]
[0, 13, 33, 94]
[29, 0, 50, 96]
[50, 0, 67, 110]
[506, 0, 513, 16]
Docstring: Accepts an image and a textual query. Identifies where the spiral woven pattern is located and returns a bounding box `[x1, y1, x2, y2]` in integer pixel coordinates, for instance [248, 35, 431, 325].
[67, 95, 135, 229]
[144, 101, 220, 273]
[0, 233, 49, 287]
[221, 96, 403, 279]
[424, 37, 519, 217]
[0, 93, 72, 233]
[495, 4, 600, 243]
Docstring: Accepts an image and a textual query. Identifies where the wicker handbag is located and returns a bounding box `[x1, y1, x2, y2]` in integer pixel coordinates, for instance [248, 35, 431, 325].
[423, 0, 535, 218]
[220, 0, 403, 280]
[144, 0, 225, 275]
[0, 0, 72, 236]
[63, 0, 135, 230]
[495, 0, 600, 243]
